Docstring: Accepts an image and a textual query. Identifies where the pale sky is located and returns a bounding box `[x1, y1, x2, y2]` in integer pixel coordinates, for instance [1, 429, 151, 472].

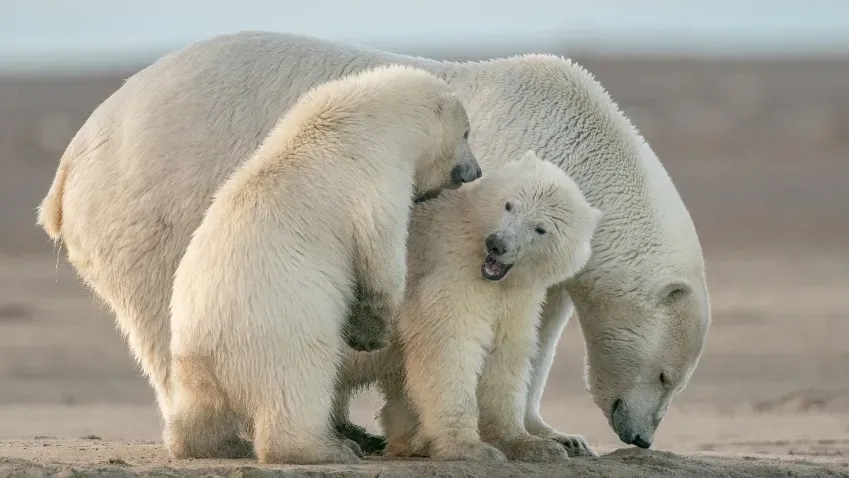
[2, 0, 849, 72]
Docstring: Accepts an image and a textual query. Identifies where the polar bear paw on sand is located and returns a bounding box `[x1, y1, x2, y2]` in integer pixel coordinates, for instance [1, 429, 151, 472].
[164, 64, 480, 464]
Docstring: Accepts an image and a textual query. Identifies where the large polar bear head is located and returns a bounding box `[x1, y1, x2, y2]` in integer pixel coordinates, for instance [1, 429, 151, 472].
[567, 139, 712, 449]
[469, 150, 602, 289]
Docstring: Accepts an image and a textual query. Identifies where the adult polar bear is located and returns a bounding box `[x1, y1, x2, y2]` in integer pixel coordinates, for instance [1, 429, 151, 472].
[38, 31, 710, 453]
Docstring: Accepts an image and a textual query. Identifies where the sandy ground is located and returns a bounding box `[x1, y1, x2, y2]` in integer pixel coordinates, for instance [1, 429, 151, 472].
[1, 54, 848, 476]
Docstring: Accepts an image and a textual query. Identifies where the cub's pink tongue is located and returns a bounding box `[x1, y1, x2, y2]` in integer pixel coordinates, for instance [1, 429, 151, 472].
[484, 257, 505, 276]
[483, 253, 510, 281]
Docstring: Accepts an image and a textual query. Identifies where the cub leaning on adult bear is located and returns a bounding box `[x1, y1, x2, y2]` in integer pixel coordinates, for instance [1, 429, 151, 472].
[165, 64, 480, 465]
[340, 151, 601, 462]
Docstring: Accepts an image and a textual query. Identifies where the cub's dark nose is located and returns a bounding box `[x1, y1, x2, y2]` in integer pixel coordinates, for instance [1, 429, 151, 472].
[485, 233, 507, 256]
[451, 164, 481, 185]
[632, 436, 652, 449]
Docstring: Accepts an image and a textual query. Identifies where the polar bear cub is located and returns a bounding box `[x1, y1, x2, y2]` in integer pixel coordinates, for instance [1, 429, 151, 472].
[166, 65, 481, 465]
[359, 151, 602, 462]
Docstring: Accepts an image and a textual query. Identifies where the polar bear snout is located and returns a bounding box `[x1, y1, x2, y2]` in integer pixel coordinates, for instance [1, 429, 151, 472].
[484, 230, 523, 264]
[485, 233, 508, 256]
[448, 139, 482, 187]
[482, 233, 516, 281]
[611, 398, 655, 449]
[450, 162, 482, 186]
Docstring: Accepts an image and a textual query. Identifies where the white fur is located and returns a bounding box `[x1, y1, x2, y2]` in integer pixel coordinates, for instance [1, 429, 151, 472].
[356, 151, 601, 463]
[164, 64, 475, 464]
[37, 31, 710, 452]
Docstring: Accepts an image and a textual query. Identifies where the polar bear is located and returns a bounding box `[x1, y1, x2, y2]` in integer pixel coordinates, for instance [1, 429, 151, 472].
[37, 31, 710, 455]
[358, 151, 602, 463]
[165, 64, 481, 465]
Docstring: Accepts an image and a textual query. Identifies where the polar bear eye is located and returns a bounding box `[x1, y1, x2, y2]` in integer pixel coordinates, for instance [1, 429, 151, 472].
[463, 130, 470, 139]
[504, 202, 512, 212]
[659, 372, 669, 386]
[535, 227, 547, 235]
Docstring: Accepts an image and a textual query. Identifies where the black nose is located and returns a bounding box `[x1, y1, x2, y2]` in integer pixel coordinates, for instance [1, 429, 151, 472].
[451, 164, 481, 185]
[632, 436, 652, 449]
[485, 233, 507, 256]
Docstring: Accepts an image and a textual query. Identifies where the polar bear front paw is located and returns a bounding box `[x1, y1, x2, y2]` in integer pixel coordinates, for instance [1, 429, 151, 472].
[432, 440, 508, 461]
[535, 429, 597, 457]
[504, 435, 570, 463]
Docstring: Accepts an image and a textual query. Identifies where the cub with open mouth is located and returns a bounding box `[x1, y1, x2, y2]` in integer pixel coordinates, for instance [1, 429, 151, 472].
[481, 239, 513, 281]
[341, 150, 602, 462]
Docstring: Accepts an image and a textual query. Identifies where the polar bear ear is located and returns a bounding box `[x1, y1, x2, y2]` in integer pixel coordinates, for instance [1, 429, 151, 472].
[435, 95, 447, 115]
[435, 71, 451, 82]
[519, 150, 539, 163]
[436, 93, 461, 117]
[659, 279, 693, 304]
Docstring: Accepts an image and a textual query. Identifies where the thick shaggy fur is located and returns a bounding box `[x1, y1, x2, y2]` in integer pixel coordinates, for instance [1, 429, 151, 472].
[165, 65, 478, 464]
[37, 31, 711, 454]
[358, 152, 601, 462]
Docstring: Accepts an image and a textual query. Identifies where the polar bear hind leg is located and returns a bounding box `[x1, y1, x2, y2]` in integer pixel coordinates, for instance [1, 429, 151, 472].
[249, 312, 360, 465]
[164, 355, 253, 459]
